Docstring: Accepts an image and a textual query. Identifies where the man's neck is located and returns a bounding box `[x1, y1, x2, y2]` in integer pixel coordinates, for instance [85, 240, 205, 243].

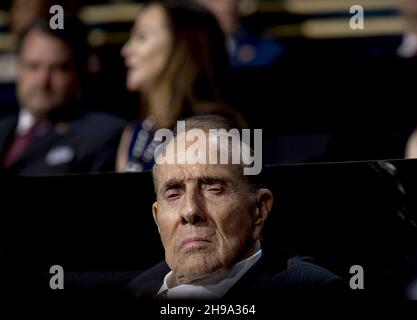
[160, 249, 263, 299]
[147, 89, 179, 129]
[169, 242, 262, 288]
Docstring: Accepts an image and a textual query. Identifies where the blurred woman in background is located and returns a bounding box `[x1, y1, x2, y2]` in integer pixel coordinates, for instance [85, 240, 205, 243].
[117, 0, 243, 172]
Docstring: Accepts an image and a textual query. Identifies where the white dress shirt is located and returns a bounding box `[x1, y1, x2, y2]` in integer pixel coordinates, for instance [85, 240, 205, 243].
[16, 111, 37, 136]
[157, 249, 262, 300]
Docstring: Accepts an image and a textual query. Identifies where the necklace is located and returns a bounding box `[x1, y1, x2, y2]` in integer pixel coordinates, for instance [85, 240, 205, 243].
[126, 116, 160, 172]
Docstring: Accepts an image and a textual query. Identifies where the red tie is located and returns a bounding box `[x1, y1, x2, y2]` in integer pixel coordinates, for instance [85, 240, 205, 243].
[2, 121, 49, 167]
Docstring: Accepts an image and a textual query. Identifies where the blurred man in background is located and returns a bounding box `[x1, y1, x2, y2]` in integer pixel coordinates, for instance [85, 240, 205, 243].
[0, 18, 125, 175]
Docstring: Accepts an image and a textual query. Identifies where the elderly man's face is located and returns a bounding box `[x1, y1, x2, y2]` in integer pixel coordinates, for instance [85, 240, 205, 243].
[152, 135, 272, 286]
[17, 29, 79, 119]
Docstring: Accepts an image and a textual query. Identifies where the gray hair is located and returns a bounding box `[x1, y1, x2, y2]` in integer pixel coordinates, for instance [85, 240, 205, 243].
[152, 114, 261, 195]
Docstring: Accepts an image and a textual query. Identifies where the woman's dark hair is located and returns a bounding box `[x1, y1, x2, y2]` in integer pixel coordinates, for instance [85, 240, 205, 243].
[141, 0, 231, 120]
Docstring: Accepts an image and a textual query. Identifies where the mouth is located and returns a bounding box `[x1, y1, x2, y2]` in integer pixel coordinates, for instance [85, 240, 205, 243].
[30, 90, 53, 102]
[180, 237, 211, 250]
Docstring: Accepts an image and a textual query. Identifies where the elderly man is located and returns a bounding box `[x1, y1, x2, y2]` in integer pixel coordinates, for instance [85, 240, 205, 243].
[0, 17, 125, 175]
[126, 115, 343, 300]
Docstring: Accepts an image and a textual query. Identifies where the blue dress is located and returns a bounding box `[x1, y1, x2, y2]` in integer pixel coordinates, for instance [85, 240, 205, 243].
[126, 119, 159, 172]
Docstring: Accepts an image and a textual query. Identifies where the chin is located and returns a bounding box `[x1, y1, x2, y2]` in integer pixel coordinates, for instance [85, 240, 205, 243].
[27, 104, 54, 116]
[126, 74, 145, 92]
[126, 81, 138, 92]
[177, 252, 224, 281]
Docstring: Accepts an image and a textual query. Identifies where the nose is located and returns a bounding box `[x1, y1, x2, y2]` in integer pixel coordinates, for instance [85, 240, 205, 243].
[181, 186, 207, 225]
[36, 67, 52, 89]
[121, 39, 131, 59]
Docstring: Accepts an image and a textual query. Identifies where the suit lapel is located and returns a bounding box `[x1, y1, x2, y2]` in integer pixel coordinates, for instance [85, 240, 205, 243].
[223, 251, 290, 298]
[7, 123, 71, 172]
[223, 255, 271, 298]
[126, 261, 170, 299]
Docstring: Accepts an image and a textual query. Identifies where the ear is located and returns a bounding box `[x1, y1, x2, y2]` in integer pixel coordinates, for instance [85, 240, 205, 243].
[252, 188, 273, 240]
[152, 201, 161, 233]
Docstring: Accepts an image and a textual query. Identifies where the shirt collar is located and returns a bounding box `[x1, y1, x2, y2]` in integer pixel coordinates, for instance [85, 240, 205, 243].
[157, 249, 262, 299]
[16, 110, 36, 136]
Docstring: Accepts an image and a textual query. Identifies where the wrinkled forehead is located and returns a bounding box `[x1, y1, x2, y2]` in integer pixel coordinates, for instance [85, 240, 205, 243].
[156, 161, 241, 182]
[153, 130, 251, 191]
[155, 130, 251, 165]
[153, 163, 244, 197]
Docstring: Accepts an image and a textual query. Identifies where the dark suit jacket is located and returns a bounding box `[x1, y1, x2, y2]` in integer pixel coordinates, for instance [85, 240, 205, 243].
[125, 251, 344, 300]
[0, 111, 126, 175]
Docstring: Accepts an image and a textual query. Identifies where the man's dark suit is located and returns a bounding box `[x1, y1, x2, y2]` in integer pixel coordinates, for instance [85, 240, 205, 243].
[125, 251, 344, 300]
[0, 111, 126, 175]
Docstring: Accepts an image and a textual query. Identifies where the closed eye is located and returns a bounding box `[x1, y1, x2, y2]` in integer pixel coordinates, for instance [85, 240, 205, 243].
[204, 185, 225, 194]
[25, 62, 40, 71]
[164, 189, 182, 200]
